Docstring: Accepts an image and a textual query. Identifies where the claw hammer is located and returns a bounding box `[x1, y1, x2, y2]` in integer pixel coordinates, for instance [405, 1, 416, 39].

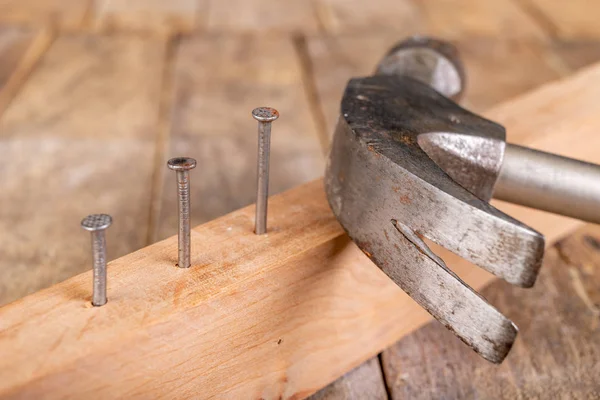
[325, 36, 600, 363]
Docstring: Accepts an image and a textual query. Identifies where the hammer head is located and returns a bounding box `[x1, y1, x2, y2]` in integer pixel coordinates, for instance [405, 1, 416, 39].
[376, 36, 466, 101]
[325, 39, 545, 363]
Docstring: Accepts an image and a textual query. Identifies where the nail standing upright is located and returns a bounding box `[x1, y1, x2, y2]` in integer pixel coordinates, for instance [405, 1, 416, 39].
[81, 214, 112, 306]
[167, 157, 197, 268]
[252, 107, 279, 235]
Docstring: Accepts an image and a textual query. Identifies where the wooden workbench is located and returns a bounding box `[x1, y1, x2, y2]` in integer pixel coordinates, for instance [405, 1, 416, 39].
[0, 0, 598, 398]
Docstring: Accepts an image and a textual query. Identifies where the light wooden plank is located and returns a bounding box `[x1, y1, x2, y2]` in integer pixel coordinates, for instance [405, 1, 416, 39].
[2, 63, 600, 397]
[0, 34, 165, 306]
[0, 0, 90, 30]
[381, 224, 600, 399]
[0, 26, 52, 115]
[154, 35, 324, 241]
[206, 0, 320, 33]
[93, 0, 202, 34]
[523, 0, 600, 39]
[308, 357, 388, 400]
[307, 35, 566, 137]
[315, 0, 544, 38]
[0, 179, 484, 399]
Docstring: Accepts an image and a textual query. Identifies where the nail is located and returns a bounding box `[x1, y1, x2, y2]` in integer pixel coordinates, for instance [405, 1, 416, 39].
[252, 107, 279, 235]
[81, 214, 112, 307]
[167, 157, 197, 268]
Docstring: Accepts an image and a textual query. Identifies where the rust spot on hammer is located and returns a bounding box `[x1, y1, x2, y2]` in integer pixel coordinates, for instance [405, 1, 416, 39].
[399, 195, 411, 204]
[398, 135, 415, 145]
[367, 145, 382, 158]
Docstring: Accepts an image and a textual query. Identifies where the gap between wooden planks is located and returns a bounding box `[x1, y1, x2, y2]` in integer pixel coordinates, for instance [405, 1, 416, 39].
[3, 61, 600, 399]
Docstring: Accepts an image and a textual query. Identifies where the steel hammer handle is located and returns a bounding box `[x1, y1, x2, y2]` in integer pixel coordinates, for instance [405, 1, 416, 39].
[494, 144, 600, 223]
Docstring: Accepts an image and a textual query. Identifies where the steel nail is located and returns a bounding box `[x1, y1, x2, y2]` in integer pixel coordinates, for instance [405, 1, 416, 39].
[252, 107, 279, 235]
[81, 214, 112, 306]
[167, 157, 197, 268]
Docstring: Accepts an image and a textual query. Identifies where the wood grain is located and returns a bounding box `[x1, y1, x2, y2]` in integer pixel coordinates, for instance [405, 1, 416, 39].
[522, 0, 600, 39]
[0, 27, 38, 94]
[315, 0, 544, 38]
[315, 0, 420, 35]
[3, 63, 600, 398]
[0, 0, 90, 30]
[381, 225, 600, 399]
[414, 0, 545, 39]
[0, 34, 165, 306]
[0, 26, 52, 116]
[457, 38, 566, 111]
[93, 0, 203, 34]
[206, 0, 320, 33]
[153, 35, 324, 241]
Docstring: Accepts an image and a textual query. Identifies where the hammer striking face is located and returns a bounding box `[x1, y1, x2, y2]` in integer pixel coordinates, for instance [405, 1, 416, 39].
[325, 75, 545, 363]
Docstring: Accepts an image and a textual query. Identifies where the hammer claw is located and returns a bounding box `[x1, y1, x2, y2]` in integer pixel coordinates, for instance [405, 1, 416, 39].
[375, 220, 517, 363]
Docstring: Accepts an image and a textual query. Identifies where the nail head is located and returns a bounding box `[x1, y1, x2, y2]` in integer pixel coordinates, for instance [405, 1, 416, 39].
[81, 214, 112, 232]
[252, 107, 279, 122]
[167, 157, 197, 171]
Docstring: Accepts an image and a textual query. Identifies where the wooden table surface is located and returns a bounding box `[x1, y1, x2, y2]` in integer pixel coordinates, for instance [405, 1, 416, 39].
[0, 1, 598, 398]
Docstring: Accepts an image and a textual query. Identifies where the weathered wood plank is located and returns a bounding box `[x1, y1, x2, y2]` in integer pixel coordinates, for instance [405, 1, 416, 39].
[315, 0, 420, 35]
[316, 0, 544, 38]
[457, 37, 565, 111]
[0, 0, 90, 30]
[0, 27, 38, 94]
[381, 224, 600, 399]
[415, 0, 545, 39]
[206, 0, 320, 33]
[93, 0, 203, 34]
[154, 35, 324, 241]
[0, 26, 52, 116]
[0, 34, 165, 306]
[2, 63, 600, 398]
[521, 0, 600, 39]
[308, 357, 388, 400]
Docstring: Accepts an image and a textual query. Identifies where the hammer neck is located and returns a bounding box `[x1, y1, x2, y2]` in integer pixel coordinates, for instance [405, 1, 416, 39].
[494, 144, 600, 224]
